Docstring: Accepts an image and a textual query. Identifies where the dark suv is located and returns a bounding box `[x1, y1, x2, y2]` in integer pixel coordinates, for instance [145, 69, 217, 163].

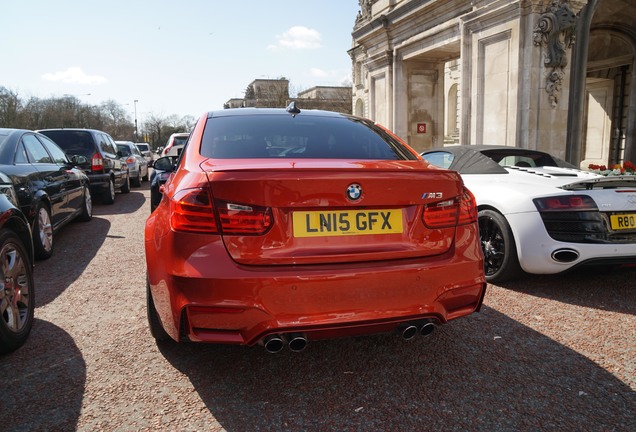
[38, 129, 130, 204]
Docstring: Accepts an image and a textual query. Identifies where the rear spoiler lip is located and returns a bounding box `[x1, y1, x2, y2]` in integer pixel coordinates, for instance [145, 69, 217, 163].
[560, 176, 636, 190]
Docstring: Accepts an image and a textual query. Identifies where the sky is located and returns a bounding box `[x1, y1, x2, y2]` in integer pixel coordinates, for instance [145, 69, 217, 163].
[1, 0, 361, 123]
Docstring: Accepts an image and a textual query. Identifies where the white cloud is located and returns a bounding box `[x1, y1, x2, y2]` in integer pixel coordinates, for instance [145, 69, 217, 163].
[41, 67, 107, 85]
[269, 26, 322, 50]
[310, 68, 329, 78]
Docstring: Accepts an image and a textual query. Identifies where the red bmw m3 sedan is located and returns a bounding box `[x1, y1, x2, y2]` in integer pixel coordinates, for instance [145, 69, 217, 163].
[145, 104, 486, 353]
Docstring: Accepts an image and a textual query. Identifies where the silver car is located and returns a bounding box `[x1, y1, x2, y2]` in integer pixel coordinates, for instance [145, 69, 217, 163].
[116, 141, 149, 187]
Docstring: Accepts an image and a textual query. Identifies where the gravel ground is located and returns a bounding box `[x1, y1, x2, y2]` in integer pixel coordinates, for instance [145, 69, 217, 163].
[1, 181, 635, 431]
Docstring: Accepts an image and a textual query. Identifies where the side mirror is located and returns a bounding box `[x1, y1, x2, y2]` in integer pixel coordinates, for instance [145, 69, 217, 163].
[152, 156, 177, 172]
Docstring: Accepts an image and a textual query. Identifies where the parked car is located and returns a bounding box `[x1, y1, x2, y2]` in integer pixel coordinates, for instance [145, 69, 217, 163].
[421, 145, 636, 283]
[116, 141, 149, 187]
[145, 105, 486, 352]
[161, 132, 189, 157]
[38, 128, 130, 204]
[0, 128, 92, 259]
[0, 178, 35, 354]
[149, 155, 177, 212]
[135, 143, 153, 163]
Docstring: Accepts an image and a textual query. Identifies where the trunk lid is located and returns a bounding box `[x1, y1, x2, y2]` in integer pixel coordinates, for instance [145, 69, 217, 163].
[201, 159, 464, 265]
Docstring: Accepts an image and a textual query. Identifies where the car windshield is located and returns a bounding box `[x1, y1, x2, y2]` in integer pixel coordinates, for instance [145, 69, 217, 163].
[136, 144, 149, 151]
[200, 115, 416, 160]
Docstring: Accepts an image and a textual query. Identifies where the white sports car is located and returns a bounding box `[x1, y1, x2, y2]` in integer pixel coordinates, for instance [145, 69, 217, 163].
[421, 145, 636, 283]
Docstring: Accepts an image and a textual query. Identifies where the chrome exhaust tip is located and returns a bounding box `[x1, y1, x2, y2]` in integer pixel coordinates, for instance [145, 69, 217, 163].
[398, 324, 419, 340]
[263, 335, 285, 353]
[420, 321, 436, 336]
[551, 248, 579, 263]
[287, 333, 308, 352]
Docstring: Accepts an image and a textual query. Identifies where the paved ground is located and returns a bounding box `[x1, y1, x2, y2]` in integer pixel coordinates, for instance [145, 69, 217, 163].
[2, 182, 634, 431]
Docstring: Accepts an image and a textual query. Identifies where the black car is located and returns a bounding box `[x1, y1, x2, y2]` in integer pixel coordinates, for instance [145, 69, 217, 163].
[149, 156, 178, 212]
[0, 128, 92, 259]
[0, 177, 35, 354]
[38, 128, 130, 204]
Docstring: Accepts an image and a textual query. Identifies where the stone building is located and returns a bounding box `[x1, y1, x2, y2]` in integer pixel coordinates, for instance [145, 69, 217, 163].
[225, 80, 352, 114]
[350, 0, 635, 168]
[293, 86, 353, 113]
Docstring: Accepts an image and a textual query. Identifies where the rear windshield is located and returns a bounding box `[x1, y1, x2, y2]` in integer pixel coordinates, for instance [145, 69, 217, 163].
[200, 115, 416, 160]
[39, 130, 94, 158]
[117, 144, 132, 156]
[173, 136, 189, 146]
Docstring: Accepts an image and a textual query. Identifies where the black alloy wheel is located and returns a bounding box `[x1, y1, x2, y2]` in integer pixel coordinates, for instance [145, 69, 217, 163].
[478, 209, 521, 283]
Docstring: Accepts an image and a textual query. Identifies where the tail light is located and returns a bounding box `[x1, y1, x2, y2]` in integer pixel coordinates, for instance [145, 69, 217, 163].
[125, 156, 135, 164]
[458, 188, 478, 225]
[533, 195, 598, 212]
[170, 189, 272, 235]
[217, 202, 273, 235]
[423, 188, 477, 228]
[91, 153, 104, 172]
[170, 188, 218, 233]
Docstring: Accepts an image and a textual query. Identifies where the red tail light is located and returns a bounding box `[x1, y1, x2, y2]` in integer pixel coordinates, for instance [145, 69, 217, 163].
[170, 188, 218, 233]
[533, 195, 598, 212]
[458, 188, 478, 225]
[170, 189, 273, 235]
[91, 153, 104, 172]
[125, 156, 135, 164]
[217, 202, 273, 235]
[423, 188, 477, 228]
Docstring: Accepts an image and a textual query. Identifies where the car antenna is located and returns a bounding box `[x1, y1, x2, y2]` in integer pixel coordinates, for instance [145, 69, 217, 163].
[286, 101, 301, 117]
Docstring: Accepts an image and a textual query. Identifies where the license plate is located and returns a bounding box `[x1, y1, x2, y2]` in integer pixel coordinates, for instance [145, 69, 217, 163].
[293, 209, 403, 237]
[610, 213, 636, 230]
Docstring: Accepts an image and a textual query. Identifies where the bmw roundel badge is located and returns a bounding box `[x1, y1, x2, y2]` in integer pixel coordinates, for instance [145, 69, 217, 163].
[347, 183, 362, 201]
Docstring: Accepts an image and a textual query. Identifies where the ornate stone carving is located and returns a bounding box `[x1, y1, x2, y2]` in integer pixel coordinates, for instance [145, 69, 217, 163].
[533, 0, 578, 107]
[355, 0, 377, 27]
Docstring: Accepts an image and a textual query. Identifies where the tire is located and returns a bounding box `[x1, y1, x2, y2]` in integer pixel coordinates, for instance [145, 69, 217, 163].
[147, 277, 170, 341]
[121, 174, 131, 194]
[132, 171, 142, 187]
[478, 209, 522, 283]
[103, 177, 116, 205]
[142, 170, 149, 182]
[0, 229, 35, 354]
[33, 202, 53, 260]
[77, 186, 93, 222]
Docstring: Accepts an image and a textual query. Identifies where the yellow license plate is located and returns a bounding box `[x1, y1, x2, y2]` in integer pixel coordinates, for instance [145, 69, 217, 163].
[610, 213, 636, 230]
[293, 209, 403, 237]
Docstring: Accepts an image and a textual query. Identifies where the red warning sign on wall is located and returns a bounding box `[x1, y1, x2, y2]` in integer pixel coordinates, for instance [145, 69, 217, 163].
[417, 123, 427, 134]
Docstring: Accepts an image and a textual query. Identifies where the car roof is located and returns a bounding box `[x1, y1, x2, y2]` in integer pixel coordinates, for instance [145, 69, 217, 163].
[37, 127, 110, 135]
[207, 107, 352, 120]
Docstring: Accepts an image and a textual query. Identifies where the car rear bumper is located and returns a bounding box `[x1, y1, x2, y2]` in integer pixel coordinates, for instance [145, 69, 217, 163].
[508, 212, 636, 274]
[86, 173, 111, 195]
[146, 228, 486, 346]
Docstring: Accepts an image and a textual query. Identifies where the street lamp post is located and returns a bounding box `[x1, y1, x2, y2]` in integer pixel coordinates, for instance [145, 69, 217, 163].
[134, 100, 139, 142]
